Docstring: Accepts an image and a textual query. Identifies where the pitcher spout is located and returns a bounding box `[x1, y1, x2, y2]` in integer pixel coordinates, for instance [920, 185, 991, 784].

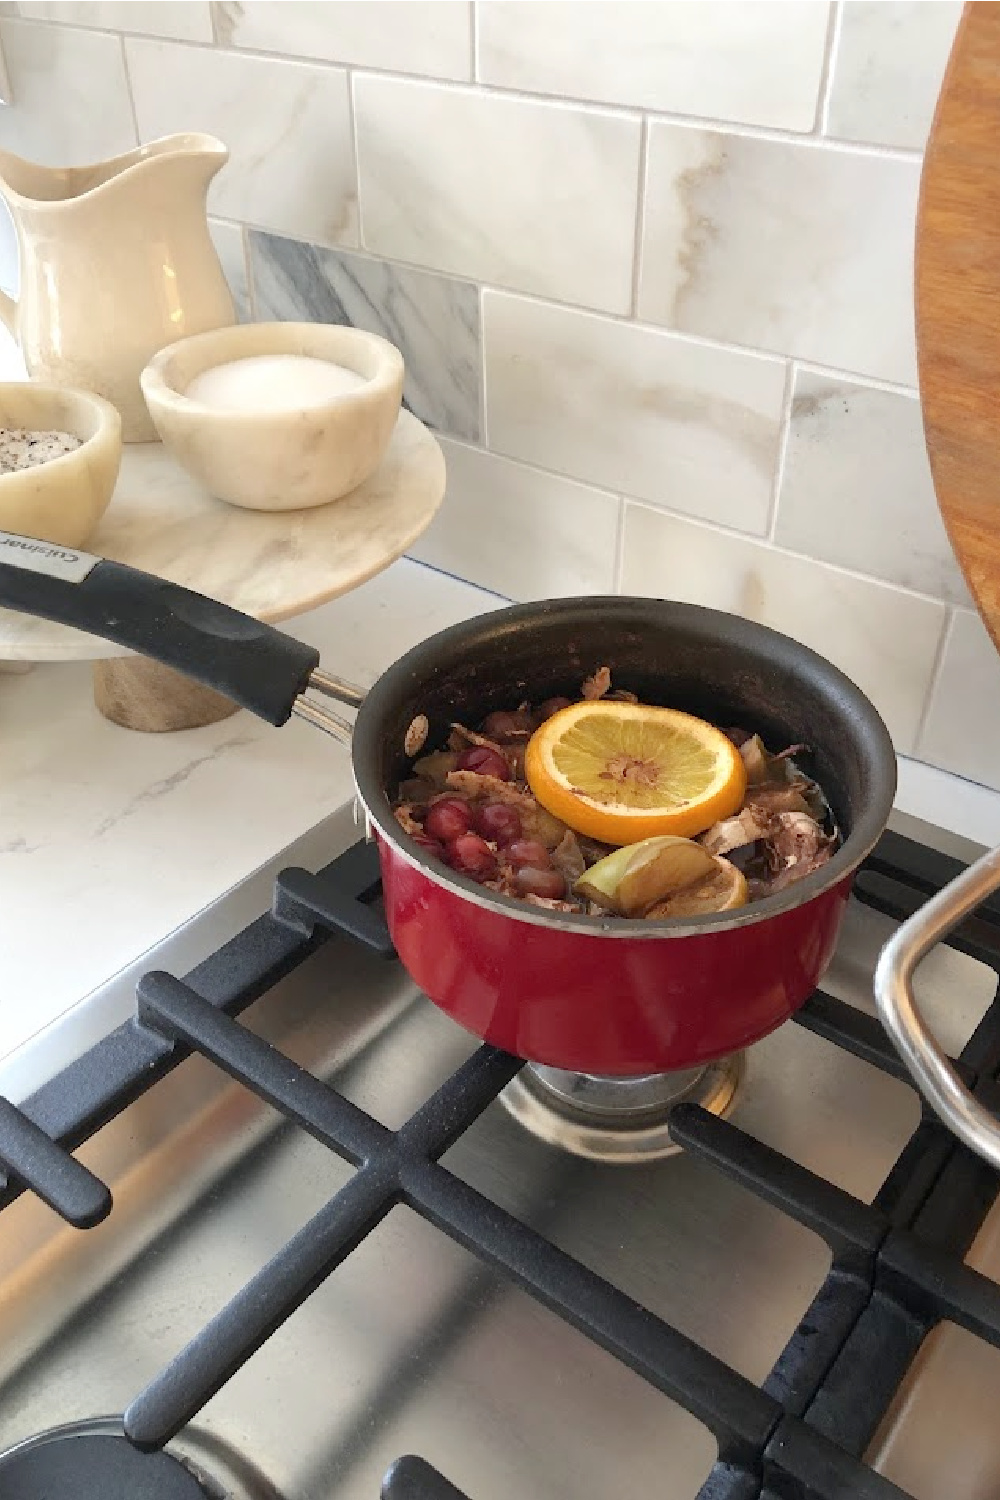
[0, 134, 229, 211]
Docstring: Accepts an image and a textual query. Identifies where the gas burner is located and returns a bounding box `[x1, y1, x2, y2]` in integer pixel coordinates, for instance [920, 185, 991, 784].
[0, 1427, 208, 1499]
[500, 1054, 745, 1162]
[0, 1418, 283, 1500]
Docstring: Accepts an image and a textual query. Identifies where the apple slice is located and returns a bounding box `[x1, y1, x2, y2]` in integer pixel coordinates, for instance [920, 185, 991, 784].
[574, 835, 719, 917]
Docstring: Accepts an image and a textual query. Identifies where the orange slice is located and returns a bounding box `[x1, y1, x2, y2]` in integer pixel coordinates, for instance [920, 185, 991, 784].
[524, 701, 747, 845]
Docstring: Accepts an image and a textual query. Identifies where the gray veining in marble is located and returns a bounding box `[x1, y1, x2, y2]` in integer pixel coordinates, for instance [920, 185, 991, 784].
[248, 230, 480, 443]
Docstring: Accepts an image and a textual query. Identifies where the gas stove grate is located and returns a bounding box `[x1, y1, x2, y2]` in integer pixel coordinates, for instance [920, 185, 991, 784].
[2, 830, 1000, 1500]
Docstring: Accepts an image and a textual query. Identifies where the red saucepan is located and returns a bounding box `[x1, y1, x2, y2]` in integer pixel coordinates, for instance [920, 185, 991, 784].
[0, 532, 897, 1075]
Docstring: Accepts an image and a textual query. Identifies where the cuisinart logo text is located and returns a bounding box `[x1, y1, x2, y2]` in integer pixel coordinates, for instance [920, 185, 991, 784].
[0, 530, 99, 583]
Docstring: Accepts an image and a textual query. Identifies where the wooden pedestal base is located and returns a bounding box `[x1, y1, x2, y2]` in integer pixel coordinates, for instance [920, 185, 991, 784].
[93, 659, 239, 732]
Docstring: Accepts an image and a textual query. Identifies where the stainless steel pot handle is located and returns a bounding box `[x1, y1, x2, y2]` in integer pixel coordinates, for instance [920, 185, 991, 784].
[874, 844, 1000, 1170]
[291, 669, 363, 747]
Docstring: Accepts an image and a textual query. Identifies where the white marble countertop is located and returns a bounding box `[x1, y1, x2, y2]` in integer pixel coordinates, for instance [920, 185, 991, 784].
[4, 554, 1000, 1104]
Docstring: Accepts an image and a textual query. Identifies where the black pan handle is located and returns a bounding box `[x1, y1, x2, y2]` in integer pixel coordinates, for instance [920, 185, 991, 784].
[0, 531, 320, 726]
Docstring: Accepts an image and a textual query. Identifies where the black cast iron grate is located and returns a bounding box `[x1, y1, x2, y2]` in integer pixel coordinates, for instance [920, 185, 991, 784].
[2, 829, 1000, 1500]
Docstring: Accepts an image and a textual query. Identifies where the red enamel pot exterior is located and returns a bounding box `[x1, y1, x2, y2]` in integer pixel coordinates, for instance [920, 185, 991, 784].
[352, 597, 897, 1076]
[378, 832, 854, 1074]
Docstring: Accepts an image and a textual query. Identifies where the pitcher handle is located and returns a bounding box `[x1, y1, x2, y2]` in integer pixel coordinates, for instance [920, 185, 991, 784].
[874, 844, 1000, 1170]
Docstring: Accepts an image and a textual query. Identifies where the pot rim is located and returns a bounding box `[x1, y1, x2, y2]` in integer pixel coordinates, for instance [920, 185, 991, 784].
[362, 791, 868, 938]
[355, 595, 897, 939]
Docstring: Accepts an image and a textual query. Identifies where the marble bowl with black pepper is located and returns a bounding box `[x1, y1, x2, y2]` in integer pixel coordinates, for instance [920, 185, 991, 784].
[0, 382, 122, 549]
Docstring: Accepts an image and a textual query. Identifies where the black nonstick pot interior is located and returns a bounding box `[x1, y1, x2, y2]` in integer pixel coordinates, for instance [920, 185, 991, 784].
[353, 596, 897, 926]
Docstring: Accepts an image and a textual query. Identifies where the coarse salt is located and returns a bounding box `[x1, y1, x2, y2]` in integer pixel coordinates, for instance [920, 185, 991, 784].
[185, 354, 368, 414]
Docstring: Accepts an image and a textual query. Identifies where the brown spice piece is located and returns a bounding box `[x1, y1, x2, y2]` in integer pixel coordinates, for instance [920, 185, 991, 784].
[770, 811, 831, 865]
[701, 805, 777, 856]
[599, 752, 660, 790]
[393, 803, 424, 838]
[404, 714, 429, 758]
[551, 829, 586, 885]
[449, 721, 505, 753]
[744, 785, 813, 816]
[581, 665, 612, 700]
[523, 893, 582, 913]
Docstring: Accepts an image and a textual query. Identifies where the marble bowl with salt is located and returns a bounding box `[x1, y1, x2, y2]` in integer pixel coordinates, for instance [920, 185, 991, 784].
[140, 323, 405, 512]
[0, 382, 122, 548]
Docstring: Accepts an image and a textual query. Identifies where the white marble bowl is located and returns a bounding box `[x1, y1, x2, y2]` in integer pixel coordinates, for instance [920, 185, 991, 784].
[140, 322, 405, 512]
[0, 383, 122, 548]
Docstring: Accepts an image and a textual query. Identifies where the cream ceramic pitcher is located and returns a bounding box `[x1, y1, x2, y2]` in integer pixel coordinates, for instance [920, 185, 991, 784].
[0, 133, 236, 440]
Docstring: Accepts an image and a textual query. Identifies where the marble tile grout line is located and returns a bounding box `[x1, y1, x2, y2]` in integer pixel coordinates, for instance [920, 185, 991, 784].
[434, 433, 622, 509]
[243, 223, 921, 397]
[240, 224, 257, 324]
[478, 282, 488, 448]
[612, 497, 627, 595]
[346, 65, 363, 251]
[621, 495, 955, 613]
[469, 0, 478, 84]
[814, 0, 843, 137]
[11, 15, 925, 164]
[912, 606, 958, 759]
[628, 115, 648, 320]
[119, 31, 142, 147]
[766, 360, 797, 543]
[792, 357, 919, 401]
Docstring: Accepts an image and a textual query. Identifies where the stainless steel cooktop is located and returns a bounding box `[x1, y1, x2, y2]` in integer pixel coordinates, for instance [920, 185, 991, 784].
[0, 812, 998, 1499]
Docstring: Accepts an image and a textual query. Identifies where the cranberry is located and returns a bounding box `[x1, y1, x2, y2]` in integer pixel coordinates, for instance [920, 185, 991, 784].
[472, 802, 522, 845]
[515, 867, 567, 899]
[482, 709, 532, 741]
[507, 839, 551, 869]
[532, 696, 572, 726]
[411, 832, 444, 858]
[424, 796, 473, 842]
[446, 833, 498, 881]
[457, 745, 510, 781]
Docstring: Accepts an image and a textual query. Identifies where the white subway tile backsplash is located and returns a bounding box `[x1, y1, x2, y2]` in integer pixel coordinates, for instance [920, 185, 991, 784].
[15, 2, 213, 41]
[620, 502, 947, 752]
[353, 76, 640, 314]
[216, 1, 471, 80]
[208, 219, 250, 322]
[477, 2, 830, 132]
[827, 2, 961, 150]
[0, 18, 136, 164]
[639, 123, 921, 385]
[125, 40, 358, 249]
[918, 610, 1000, 792]
[0, 0, 976, 796]
[483, 290, 786, 533]
[774, 370, 968, 605]
[409, 438, 620, 601]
